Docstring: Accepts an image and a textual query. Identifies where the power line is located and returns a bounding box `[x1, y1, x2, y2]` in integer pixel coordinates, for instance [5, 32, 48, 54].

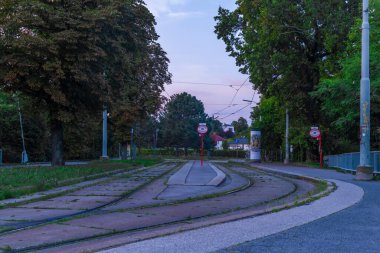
[171, 81, 251, 87]
[213, 77, 250, 116]
[219, 90, 257, 120]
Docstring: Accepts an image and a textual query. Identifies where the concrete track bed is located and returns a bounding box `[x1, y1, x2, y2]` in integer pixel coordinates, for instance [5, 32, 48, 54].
[0, 163, 329, 253]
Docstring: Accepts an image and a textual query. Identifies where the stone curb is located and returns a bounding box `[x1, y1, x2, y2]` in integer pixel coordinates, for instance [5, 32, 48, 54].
[167, 161, 193, 185]
[207, 163, 226, 186]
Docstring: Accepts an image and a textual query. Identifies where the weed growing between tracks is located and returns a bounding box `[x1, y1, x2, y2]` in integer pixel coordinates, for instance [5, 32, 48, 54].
[0, 159, 161, 201]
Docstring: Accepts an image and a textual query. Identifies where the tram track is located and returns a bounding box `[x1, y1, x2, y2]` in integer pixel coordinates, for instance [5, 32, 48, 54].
[0, 162, 181, 236]
[0, 162, 333, 253]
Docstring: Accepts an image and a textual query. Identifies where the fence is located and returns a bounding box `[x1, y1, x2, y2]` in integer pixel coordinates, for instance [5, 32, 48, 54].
[326, 151, 380, 173]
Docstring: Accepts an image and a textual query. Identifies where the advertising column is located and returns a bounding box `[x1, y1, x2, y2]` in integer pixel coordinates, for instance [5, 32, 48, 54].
[250, 129, 261, 162]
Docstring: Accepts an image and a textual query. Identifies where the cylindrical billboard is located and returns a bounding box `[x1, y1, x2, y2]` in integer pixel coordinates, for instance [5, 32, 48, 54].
[250, 129, 261, 162]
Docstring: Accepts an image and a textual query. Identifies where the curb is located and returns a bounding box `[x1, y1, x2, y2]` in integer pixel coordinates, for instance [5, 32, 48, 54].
[167, 161, 193, 185]
[207, 163, 226, 186]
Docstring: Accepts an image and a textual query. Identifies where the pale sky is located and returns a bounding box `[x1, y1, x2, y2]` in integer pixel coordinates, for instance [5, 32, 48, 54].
[144, 0, 259, 124]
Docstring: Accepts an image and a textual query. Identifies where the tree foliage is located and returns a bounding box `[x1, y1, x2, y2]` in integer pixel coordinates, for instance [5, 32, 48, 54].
[313, 0, 380, 152]
[0, 0, 170, 164]
[215, 0, 360, 120]
[232, 117, 248, 134]
[159, 92, 211, 152]
[215, 0, 363, 159]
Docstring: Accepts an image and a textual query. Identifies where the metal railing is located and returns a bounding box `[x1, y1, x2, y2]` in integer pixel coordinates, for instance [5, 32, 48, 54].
[326, 151, 380, 173]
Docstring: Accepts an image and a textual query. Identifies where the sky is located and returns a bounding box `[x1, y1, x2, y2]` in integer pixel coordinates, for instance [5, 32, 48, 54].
[144, 0, 259, 124]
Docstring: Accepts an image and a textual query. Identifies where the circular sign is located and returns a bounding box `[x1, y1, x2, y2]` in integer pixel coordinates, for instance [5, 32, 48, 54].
[309, 129, 321, 138]
[197, 125, 208, 134]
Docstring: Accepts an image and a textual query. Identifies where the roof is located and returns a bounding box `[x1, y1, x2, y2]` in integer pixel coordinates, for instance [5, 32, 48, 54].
[211, 133, 225, 142]
[228, 138, 249, 145]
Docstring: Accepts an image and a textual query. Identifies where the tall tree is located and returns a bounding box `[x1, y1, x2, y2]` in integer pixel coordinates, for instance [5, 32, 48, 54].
[312, 0, 380, 153]
[232, 117, 249, 133]
[160, 92, 207, 153]
[215, 0, 360, 123]
[0, 0, 170, 165]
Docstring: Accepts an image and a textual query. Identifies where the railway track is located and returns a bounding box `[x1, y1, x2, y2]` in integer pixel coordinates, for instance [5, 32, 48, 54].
[0, 162, 331, 253]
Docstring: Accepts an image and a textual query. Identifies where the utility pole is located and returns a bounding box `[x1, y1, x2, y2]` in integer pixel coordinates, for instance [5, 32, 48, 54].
[16, 97, 28, 163]
[101, 106, 109, 160]
[130, 127, 135, 160]
[356, 0, 373, 180]
[284, 108, 289, 164]
[154, 128, 159, 157]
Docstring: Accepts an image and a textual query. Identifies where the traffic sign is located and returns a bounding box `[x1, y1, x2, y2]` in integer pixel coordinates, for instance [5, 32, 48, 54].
[197, 123, 208, 135]
[309, 129, 320, 138]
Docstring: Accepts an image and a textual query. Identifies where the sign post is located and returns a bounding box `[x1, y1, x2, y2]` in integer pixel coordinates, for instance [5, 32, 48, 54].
[309, 127, 322, 169]
[197, 123, 208, 166]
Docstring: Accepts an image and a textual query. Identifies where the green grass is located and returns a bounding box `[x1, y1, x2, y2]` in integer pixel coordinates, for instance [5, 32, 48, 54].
[296, 161, 322, 168]
[0, 159, 161, 201]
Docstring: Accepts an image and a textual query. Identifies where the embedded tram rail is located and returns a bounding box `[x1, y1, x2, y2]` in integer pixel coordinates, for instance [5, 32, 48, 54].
[0, 161, 333, 253]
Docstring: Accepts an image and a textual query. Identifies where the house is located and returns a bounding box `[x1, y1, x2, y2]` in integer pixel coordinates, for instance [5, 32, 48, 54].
[222, 123, 235, 133]
[228, 138, 250, 150]
[211, 133, 225, 150]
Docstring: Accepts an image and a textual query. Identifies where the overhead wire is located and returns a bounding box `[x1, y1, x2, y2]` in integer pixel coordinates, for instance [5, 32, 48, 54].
[219, 90, 257, 120]
[213, 77, 250, 117]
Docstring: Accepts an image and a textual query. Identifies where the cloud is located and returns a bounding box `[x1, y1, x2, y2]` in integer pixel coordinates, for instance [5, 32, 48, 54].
[167, 11, 203, 18]
[144, 0, 188, 17]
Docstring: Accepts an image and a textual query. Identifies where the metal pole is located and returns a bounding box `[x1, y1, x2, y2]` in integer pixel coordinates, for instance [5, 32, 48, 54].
[131, 127, 134, 160]
[319, 135, 323, 169]
[17, 97, 28, 163]
[101, 108, 108, 160]
[201, 134, 204, 166]
[284, 108, 289, 164]
[154, 128, 159, 157]
[357, 0, 373, 180]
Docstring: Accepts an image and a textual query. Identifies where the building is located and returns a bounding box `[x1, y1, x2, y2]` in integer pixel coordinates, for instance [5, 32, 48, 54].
[222, 124, 235, 133]
[228, 138, 250, 150]
[211, 133, 226, 150]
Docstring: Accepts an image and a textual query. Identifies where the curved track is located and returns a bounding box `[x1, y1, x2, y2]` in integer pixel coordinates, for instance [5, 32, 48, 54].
[0, 162, 325, 253]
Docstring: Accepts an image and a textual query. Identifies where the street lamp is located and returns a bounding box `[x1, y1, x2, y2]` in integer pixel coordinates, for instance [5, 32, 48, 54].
[15, 95, 28, 163]
[101, 105, 109, 160]
[356, 0, 373, 180]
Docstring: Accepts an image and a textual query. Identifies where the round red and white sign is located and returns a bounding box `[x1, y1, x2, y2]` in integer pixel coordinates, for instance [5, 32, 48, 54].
[309, 129, 320, 138]
[197, 124, 208, 134]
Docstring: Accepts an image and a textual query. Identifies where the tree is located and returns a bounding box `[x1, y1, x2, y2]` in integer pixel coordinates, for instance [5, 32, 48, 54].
[215, 0, 361, 160]
[0, 0, 169, 165]
[215, 1, 360, 120]
[312, 0, 380, 153]
[160, 93, 207, 154]
[251, 97, 285, 157]
[232, 117, 249, 133]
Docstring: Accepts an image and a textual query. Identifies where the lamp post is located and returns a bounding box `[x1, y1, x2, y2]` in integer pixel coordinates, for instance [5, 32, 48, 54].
[284, 108, 289, 164]
[356, 0, 373, 180]
[130, 127, 135, 160]
[101, 106, 109, 160]
[16, 96, 28, 163]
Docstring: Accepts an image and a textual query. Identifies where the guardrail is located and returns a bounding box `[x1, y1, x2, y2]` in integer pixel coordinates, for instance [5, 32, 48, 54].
[326, 151, 380, 173]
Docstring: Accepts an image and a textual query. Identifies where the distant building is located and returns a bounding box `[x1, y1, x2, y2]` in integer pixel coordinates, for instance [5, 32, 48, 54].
[211, 133, 226, 150]
[228, 138, 250, 150]
[222, 124, 235, 133]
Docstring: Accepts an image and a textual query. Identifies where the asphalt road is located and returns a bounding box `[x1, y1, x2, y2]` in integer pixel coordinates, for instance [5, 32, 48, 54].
[216, 164, 380, 253]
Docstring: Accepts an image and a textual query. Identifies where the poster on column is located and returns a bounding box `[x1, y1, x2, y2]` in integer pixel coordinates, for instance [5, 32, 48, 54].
[250, 129, 261, 162]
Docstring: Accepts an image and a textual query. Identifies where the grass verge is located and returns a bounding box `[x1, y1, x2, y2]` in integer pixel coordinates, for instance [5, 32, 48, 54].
[0, 159, 161, 201]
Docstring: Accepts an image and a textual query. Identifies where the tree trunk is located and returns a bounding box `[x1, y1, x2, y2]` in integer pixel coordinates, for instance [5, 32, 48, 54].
[51, 120, 64, 166]
[120, 142, 129, 160]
